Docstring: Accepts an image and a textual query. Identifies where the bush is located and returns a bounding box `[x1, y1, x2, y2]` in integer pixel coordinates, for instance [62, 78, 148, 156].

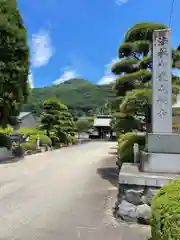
[19, 128, 40, 135]
[21, 141, 37, 151]
[70, 136, 77, 145]
[151, 179, 180, 240]
[0, 128, 13, 135]
[0, 133, 12, 149]
[29, 134, 52, 147]
[118, 132, 145, 163]
[50, 135, 60, 147]
[39, 134, 52, 146]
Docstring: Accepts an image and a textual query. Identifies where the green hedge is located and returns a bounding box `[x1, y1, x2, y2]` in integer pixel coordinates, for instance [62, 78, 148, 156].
[151, 179, 180, 240]
[70, 136, 77, 145]
[118, 132, 145, 163]
[29, 134, 52, 147]
[0, 128, 13, 134]
[50, 135, 60, 147]
[19, 128, 42, 135]
[21, 141, 37, 151]
[21, 134, 52, 151]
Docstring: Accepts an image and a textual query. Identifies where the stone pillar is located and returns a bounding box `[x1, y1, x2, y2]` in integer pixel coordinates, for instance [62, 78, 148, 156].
[140, 29, 180, 173]
[152, 29, 172, 134]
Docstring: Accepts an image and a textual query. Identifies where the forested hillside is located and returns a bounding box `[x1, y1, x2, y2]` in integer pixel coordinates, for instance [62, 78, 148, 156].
[23, 79, 115, 117]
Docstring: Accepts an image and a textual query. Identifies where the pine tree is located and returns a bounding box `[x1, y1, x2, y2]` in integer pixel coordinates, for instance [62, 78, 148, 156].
[111, 22, 180, 134]
[41, 98, 76, 145]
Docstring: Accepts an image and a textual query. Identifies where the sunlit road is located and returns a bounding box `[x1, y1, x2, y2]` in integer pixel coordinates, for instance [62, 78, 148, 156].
[0, 141, 150, 239]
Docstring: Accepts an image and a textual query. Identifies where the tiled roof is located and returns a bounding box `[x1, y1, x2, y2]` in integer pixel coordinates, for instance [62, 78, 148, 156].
[18, 112, 31, 119]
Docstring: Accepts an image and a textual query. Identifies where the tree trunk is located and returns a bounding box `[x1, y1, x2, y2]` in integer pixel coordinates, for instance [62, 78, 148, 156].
[47, 130, 50, 137]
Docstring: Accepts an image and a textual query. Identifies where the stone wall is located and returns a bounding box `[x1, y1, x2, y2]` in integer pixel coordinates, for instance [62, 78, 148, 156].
[0, 147, 13, 161]
[114, 184, 160, 225]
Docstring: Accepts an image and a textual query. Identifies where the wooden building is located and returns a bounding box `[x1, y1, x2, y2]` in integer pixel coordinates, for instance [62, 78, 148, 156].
[89, 115, 116, 140]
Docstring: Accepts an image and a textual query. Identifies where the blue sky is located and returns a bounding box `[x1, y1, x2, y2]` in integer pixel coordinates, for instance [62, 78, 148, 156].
[18, 0, 180, 88]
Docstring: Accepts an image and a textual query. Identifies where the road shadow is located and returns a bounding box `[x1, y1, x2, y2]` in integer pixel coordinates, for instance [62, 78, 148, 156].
[97, 156, 118, 187]
[0, 157, 23, 164]
[109, 146, 117, 150]
[108, 151, 117, 156]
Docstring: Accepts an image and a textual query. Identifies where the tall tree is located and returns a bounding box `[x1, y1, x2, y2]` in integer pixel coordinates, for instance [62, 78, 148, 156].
[0, 0, 29, 127]
[111, 22, 180, 134]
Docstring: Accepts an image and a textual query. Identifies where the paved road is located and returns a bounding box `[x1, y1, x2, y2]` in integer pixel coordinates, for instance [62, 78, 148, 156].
[0, 142, 150, 239]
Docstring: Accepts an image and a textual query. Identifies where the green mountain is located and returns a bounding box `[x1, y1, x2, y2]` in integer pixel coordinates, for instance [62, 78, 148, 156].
[23, 79, 115, 118]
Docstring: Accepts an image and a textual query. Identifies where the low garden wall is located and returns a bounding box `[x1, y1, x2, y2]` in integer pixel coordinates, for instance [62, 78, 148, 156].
[114, 178, 180, 240]
[115, 131, 180, 239]
[0, 147, 13, 160]
[114, 183, 159, 225]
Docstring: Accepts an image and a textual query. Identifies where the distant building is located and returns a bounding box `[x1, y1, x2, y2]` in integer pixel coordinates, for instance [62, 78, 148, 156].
[15, 112, 39, 130]
[90, 115, 116, 140]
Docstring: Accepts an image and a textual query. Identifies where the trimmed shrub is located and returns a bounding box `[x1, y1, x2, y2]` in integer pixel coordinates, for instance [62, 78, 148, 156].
[19, 128, 40, 135]
[21, 141, 37, 151]
[70, 136, 77, 145]
[39, 134, 52, 146]
[29, 134, 52, 147]
[118, 132, 145, 163]
[0, 128, 13, 135]
[151, 179, 180, 240]
[50, 135, 60, 147]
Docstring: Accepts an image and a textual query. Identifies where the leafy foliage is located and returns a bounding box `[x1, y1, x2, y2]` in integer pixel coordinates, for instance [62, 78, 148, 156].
[18, 128, 41, 135]
[117, 132, 145, 164]
[29, 134, 52, 147]
[40, 98, 76, 145]
[111, 112, 143, 136]
[21, 141, 37, 151]
[40, 98, 67, 136]
[75, 117, 94, 133]
[151, 179, 180, 240]
[0, 0, 29, 127]
[0, 127, 13, 134]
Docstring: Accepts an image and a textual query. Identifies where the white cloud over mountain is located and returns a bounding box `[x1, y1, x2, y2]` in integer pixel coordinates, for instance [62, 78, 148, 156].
[53, 68, 78, 85]
[31, 30, 54, 68]
[98, 58, 119, 85]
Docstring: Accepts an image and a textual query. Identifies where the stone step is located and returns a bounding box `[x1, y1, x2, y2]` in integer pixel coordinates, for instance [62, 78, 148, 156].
[119, 163, 180, 187]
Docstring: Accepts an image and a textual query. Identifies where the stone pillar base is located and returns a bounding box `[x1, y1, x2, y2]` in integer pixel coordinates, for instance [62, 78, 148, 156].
[140, 151, 180, 174]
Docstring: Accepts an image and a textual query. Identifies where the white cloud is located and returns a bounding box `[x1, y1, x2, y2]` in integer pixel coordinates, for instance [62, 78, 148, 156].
[53, 68, 78, 85]
[98, 74, 116, 85]
[98, 58, 119, 85]
[28, 73, 34, 88]
[31, 30, 53, 68]
[115, 0, 129, 5]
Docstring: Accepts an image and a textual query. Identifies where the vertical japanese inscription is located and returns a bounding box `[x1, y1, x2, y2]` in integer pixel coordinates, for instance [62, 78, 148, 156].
[152, 29, 172, 133]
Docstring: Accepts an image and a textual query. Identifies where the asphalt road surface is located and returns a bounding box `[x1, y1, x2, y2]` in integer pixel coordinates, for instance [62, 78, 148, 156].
[0, 141, 150, 239]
